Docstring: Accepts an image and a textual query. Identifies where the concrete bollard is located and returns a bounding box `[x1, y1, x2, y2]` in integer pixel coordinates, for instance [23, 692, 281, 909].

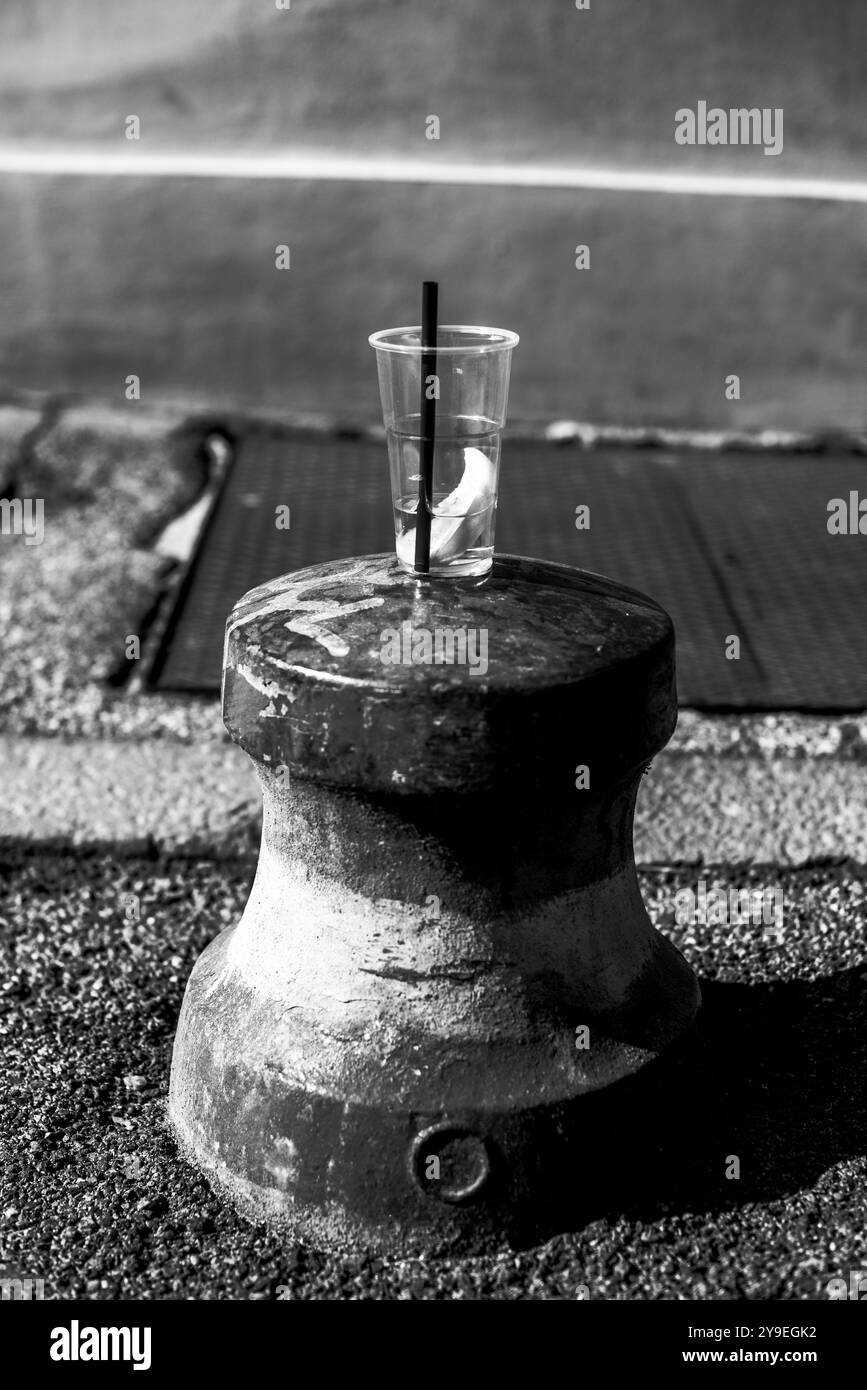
[169, 552, 700, 1253]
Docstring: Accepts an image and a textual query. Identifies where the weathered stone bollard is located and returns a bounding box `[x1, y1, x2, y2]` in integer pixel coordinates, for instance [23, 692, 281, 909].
[169, 552, 700, 1253]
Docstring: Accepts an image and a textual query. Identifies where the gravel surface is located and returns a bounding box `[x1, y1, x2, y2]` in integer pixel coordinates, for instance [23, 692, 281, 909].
[1, 851, 865, 1301]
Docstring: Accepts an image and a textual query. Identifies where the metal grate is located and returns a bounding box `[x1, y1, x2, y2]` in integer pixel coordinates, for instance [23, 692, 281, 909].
[151, 428, 867, 709]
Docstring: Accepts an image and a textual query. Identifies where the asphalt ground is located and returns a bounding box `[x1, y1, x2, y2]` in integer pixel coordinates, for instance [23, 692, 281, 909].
[1, 851, 864, 1301]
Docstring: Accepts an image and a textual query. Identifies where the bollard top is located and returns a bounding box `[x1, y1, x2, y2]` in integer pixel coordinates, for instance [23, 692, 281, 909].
[222, 553, 676, 795]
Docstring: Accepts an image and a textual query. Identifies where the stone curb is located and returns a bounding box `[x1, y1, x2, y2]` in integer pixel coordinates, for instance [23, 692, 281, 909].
[5, 393, 867, 456]
[0, 738, 260, 860]
[0, 403, 43, 491]
[1, 736, 865, 868]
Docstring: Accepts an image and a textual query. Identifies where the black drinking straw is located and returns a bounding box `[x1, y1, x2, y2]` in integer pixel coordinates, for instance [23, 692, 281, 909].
[414, 281, 438, 573]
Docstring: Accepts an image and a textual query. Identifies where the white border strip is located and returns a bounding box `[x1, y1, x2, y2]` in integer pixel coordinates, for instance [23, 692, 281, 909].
[0, 147, 865, 202]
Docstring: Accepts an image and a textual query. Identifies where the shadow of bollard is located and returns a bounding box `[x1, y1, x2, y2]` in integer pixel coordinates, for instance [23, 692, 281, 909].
[545, 965, 867, 1246]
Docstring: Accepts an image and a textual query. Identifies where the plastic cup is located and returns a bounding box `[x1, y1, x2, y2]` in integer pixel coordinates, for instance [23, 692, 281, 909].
[369, 324, 519, 577]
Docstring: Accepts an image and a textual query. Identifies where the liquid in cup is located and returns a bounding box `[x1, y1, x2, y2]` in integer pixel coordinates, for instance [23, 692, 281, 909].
[390, 424, 499, 577]
[369, 325, 518, 578]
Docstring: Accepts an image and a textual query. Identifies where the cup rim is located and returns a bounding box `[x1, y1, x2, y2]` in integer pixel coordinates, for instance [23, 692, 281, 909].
[369, 324, 519, 353]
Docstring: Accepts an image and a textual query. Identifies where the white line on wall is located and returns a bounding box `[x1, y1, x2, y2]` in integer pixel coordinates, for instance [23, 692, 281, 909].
[0, 147, 865, 202]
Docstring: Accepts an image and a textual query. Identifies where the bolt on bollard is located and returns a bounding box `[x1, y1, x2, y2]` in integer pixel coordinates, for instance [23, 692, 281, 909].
[168, 552, 700, 1253]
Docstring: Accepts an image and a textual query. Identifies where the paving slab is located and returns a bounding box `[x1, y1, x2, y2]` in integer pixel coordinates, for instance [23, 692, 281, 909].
[0, 854, 863, 1300]
[0, 739, 258, 858]
[635, 756, 867, 866]
[1, 736, 865, 868]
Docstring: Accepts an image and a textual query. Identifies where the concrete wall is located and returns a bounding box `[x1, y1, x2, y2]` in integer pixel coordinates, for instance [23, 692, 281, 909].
[2, 0, 864, 173]
[0, 0, 864, 428]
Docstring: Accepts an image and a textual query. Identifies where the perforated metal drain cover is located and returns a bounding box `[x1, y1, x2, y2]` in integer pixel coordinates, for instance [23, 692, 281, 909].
[151, 428, 867, 709]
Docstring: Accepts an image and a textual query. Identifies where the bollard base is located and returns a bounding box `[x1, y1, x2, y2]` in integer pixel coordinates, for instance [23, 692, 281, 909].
[169, 916, 700, 1256]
